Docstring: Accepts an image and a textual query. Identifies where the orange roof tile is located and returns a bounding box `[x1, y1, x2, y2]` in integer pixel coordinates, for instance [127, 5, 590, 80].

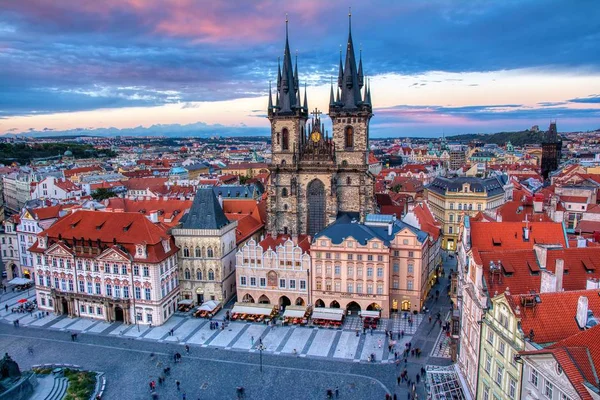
[124, 177, 168, 191]
[470, 221, 566, 251]
[259, 234, 311, 253]
[496, 200, 552, 222]
[105, 198, 192, 227]
[64, 165, 103, 178]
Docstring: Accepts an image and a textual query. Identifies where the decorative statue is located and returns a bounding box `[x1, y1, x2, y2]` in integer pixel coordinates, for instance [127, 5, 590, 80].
[330, 176, 337, 196]
[0, 353, 21, 380]
[290, 177, 297, 196]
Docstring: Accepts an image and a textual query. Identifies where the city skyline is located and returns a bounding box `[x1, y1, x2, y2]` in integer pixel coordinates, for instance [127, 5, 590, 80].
[1, 0, 600, 137]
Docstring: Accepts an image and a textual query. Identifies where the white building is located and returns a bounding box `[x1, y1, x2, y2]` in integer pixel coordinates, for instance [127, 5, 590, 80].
[30, 210, 180, 326]
[31, 176, 82, 201]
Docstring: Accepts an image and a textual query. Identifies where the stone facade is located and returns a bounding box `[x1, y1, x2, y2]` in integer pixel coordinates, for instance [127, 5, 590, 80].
[0, 217, 19, 280]
[172, 224, 238, 305]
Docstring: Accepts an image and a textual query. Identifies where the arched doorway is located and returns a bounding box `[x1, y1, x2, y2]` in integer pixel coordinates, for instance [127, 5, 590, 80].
[61, 298, 69, 315]
[330, 300, 340, 308]
[258, 295, 270, 304]
[367, 303, 381, 311]
[279, 296, 291, 309]
[114, 306, 124, 322]
[307, 179, 326, 236]
[401, 300, 411, 311]
[10, 264, 18, 278]
[295, 297, 305, 306]
[346, 301, 361, 315]
[242, 294, 255, 303]
[315, 299, 325, 308]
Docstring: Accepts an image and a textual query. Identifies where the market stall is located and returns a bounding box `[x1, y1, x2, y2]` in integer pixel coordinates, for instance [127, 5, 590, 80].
[230, 302, 277, 322]
[177, 299, 194, 312]
[311, 307, 345, 328]
[194, 300, 222, 318]
[7, 277, 34, 291]
[359, 310, 381, 329]
[425, 365, 472, 400]
[282, 305, 310, 326]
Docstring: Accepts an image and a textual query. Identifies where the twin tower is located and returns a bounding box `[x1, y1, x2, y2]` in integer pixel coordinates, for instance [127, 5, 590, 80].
[267, 14, 375, 238]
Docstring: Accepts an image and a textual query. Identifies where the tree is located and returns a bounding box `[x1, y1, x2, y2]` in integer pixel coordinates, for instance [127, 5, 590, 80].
[91, 188, 116, 201]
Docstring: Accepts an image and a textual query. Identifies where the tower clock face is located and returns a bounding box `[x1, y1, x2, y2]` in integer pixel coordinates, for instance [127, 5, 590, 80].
[311, 131, 321, 143]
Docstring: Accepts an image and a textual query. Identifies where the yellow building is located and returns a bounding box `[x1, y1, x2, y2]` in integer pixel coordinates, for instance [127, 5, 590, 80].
[222, 162, 269, 178]
[426, 176, 508, 250]
[477, 292, 525, 400]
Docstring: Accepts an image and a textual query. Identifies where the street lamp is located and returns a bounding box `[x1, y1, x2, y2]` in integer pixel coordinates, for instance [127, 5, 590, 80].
[256, 340, 266, 373]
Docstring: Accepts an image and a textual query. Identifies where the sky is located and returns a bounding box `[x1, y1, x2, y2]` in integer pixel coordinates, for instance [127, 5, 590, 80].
[1, 0, 600, 138]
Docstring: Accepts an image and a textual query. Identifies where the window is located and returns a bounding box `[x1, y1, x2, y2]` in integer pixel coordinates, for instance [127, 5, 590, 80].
[144, 288, 151, 300]
[449, 214, 454, 222]
[487, 330, 494, 344]
[207, 248, 214, 258]
[509, 378, 516, 399]
[95, 283, 101, 295]
[300, 280, 306, 290]
[367, 255, 373, 261]
[485, 353, 492, 373]
[38, 275, 44, 286]
[147, 313, 153, 323]
[347, 254, 353, 260]
[195, 247, 201, 257]
[561, 393, 570, 400]
[183, 247, 190, 257]
[408, 251, 414, 258]
[106, 284, 112, 296]
[250, 277, 256, 286]
[122, 265, 127, 275]
[135, 287, 141, 300]
[377, 284, 383, 294]
[208, 269, 215, 280]
[133, 266, 139, 276]
[366, 284, 373, 294]
[347, 283, 353, 293]
[356, 283, 363, 293]
[80, 305, 85, 313]
[357, 254, 363, 261]
[334, 281, 341, 292]
[78, 281, 85, 292]
[143, 267, 149, 277]
[483, 386, 490, 400]
[124, 286, 130, 298]
[334, 265, 341, 275]
[450, 203, 455, 210]
[325, 265, 332, 275]
[347, 266, 354, 276]
[377, 255, 384, 262]
[367, 267, 373, 277]
[114, 285, 120, 298]
[393, 263, 399, 273]
[407, 280, 413, 290]
[498, 340, 506, 356]
[478, 203, 482, 211]
[544, 380, 553, 398]
[196, 270, 202, 280]
[325, 253, 331, 259]
[240, 276, 247, 286]
[289, 280, 296, 289]
[260, 277, 266, 287]
[393, 280, 399, 289]
[281, 188, 288, 197]
[282, 128, 289, 150]
[279, 279, 286, 288]
[377, 267, 383, 277]
[407, 264, 414, 274]
[495, 364, 503, 386]
[344, 126, 354, 148]
[184, 269, 191, 280]
[97, 307, 102, 315]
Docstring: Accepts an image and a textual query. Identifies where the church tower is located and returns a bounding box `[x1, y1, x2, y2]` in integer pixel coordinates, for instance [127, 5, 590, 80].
[267, 18, 309, 236]
[328, 11, 375, 219]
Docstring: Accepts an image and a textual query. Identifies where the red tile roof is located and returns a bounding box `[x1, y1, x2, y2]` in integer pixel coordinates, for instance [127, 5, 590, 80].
[105, 198, 192, 227]
[496, 200, 552, 222]
[259, 234, 311, 253]
[222, 198, 266, 244]
[577, 220, 600, 234]
[412, 202, 442, 241]
[89, 181, 125, 190]
[29, 210, 176, 263]
[30, 205, 68, 220]
[507, 289, 600, 345]
[64, 165, 103, 178]
[368, 152, 379, 164]
[124, 177, 168, 192]
[470, 221, 566, 251]
[560, 195, 588, 203]
[55, 179, 80, 192]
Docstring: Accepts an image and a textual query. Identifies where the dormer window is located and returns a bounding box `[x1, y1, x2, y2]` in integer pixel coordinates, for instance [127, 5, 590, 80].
[136, 244, 147, 259]
[38, 236, 47, 249]
[162, 239, 171, 253]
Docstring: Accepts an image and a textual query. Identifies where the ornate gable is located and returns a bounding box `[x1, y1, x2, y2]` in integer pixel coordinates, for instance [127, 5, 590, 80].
[46, 242, 74, 257]
[97, 247, 131, 263]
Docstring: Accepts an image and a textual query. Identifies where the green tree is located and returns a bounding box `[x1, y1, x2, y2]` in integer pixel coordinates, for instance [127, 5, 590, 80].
[91, 188, 116, 201]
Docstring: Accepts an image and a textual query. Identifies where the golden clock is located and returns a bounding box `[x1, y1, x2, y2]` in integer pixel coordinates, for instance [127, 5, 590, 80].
[310, 131, 321, 143]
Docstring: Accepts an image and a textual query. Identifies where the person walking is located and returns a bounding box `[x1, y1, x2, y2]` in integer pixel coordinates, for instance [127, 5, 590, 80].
[397, 376, 401, 385]
[176, 380, 180, 391]
[416, 374, 420, 384]
[335, 386, 339, 398]
[4, 304, 7, 313]
[185, 345, 190, 354]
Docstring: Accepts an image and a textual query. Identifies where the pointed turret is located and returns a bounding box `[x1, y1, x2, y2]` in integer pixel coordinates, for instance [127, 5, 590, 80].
[337, 10, 363, 109]
[303, 82, 308, 111]
[277, 57, 281, 87]
[366, 78, 372, 106]
[329, 78, 335, 105]
[268, 81, 273, 111]
[294, 52, 299, 91]
[357, 49, 364, 89]
[337, 47, 343, 88]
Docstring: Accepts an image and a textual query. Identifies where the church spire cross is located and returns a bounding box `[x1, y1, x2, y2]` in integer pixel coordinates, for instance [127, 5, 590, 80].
[311, 108, 322, 119]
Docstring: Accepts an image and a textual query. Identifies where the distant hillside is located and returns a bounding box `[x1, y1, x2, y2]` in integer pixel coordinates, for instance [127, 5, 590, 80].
[446, 130, 548, 146]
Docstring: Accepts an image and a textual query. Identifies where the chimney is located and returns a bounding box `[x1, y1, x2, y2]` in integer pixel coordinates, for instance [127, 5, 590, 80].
[523, 226, 530, 241]
[540, 270, 557, 293]
[149, 210, 158, 223]
[218, 194, 223, 208]
[496, 213, 502, 222]
[555, 258, 564, 292]
[576, 296, 589, 329]
[533, 197, 543, 213]
[577, 236, 587, 248]
[534, 244, 547, 270]
[586, 278, 600, 290]
[388, 222, 393, 236]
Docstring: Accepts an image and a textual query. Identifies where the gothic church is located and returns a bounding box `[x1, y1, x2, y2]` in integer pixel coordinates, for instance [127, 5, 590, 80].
[267, 15, 375, 237]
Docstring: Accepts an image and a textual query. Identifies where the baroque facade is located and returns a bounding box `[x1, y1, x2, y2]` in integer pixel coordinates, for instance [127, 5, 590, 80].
[266, 16, 375, 237]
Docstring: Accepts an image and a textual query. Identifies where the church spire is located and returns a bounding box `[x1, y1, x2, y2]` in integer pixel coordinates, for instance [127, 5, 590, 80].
[329, 77, 335, 105]
[274, 14, 301, 115]
[337, 46, 343, 88]
[357, 48, 364, 88]
[339, 9, 362, 109]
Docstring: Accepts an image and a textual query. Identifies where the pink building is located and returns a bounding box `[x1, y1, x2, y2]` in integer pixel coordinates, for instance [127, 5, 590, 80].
[310, 214, 432, 318]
